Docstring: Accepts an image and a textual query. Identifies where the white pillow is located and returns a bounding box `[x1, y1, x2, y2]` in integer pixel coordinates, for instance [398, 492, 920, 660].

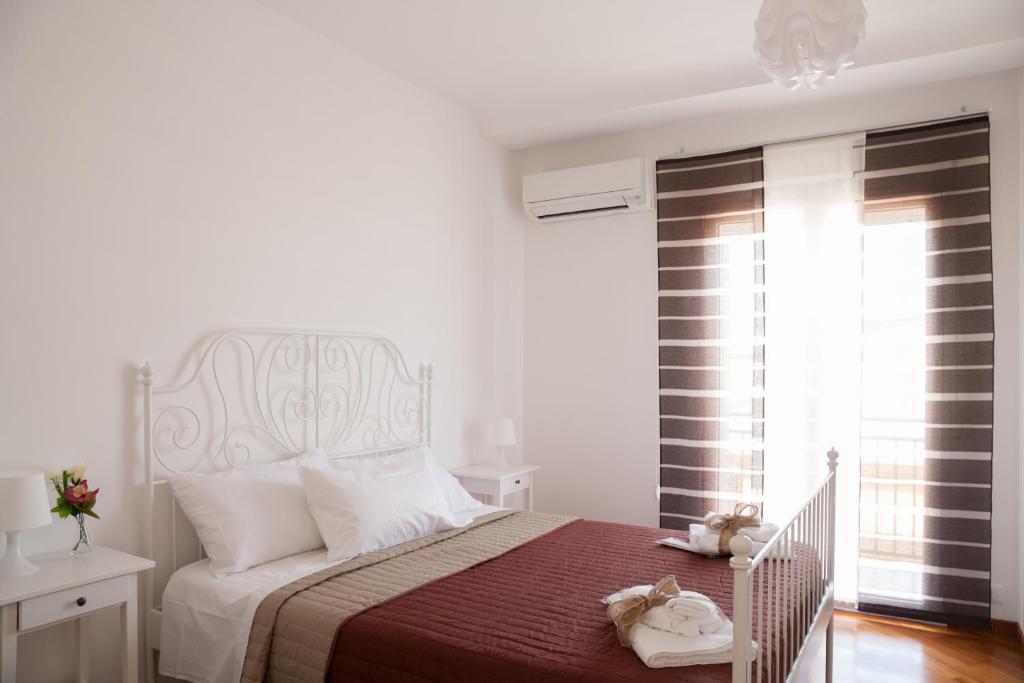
[417, 447, 487, 516]
[299, 449, 462, 562]
[329, 447, 485, 516]
[168, 456, 324, 577]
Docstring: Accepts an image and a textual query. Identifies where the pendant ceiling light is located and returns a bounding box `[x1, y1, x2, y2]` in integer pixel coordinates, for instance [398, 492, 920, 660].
[753, 0, 867, 89]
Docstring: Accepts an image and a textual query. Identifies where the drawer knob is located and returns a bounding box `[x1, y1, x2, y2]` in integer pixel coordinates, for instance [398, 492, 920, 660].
[75, 597, 87, 607]
[514, 479, 521, 485]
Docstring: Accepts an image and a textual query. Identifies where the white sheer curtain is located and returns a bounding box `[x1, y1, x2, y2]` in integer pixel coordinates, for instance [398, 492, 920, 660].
[762, 133, 865, 604]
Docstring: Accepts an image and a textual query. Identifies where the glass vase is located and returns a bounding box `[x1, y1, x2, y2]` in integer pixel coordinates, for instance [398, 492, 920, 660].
[71, 514, 94, 556]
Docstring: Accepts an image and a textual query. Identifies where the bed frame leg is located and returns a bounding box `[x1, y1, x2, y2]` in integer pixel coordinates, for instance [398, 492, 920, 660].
[825, 614, 834, 683]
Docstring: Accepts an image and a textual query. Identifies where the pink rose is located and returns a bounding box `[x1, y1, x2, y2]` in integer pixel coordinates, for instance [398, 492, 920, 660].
[65, 480, 99, 505]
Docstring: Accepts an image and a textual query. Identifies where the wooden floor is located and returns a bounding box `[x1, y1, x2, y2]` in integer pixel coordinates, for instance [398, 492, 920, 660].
[811, 610, 1024, 682]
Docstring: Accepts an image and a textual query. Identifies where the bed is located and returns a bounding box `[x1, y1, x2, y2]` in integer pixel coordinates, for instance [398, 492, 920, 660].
[141, 329, 837, 683]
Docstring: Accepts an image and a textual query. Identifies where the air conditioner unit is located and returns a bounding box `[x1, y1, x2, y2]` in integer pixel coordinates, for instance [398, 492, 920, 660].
[522, 158, 652, 222]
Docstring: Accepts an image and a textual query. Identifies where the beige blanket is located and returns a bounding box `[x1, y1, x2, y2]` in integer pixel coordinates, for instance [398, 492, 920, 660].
[240, 510, 576, 683]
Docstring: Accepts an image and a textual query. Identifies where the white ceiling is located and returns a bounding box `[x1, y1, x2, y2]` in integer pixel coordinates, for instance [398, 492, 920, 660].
[255, 0, 1024, 148]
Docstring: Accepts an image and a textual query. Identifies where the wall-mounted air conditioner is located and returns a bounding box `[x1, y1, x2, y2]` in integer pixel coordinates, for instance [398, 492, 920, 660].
[522, 158, 652, 222]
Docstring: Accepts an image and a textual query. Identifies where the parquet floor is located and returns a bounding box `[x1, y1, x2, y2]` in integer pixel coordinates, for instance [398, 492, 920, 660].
[813, 610, 1024, 682]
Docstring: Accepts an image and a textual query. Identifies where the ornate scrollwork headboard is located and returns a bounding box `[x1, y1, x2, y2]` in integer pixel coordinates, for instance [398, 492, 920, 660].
[140, 328, 432, 608]
[143, 328, 431, 477]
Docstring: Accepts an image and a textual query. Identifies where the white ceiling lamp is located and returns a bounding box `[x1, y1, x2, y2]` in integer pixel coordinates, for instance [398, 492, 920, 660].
[753, 0, 867, 89]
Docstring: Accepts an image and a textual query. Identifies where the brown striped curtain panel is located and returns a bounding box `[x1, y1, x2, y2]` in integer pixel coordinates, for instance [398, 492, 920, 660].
[655, 115, 993, 628]
[857, 115, 992, 628]
[656, 148, 765, 528]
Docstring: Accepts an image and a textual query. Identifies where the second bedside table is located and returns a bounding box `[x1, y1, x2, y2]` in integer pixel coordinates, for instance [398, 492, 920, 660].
[450, 463, 540, 511]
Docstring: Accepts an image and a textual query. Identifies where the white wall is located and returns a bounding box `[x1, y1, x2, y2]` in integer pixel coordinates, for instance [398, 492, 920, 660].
[516, 69, 1024, 622]
[0, 1, 520, 680]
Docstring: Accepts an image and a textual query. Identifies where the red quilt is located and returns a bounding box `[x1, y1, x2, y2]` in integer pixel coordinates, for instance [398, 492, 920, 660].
[328, 520, 744, 682]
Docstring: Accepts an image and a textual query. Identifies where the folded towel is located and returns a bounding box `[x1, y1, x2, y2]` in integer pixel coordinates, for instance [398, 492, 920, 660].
[604, 585, 756, 667]
[638, 605, 700, 638]
[630, 612, 758, 668]
[605, 587, 727, 641]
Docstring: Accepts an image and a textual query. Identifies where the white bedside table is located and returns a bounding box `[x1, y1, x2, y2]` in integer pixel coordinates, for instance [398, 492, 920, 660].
[0, 546, 154, 683]
[450, 463, 540, 511]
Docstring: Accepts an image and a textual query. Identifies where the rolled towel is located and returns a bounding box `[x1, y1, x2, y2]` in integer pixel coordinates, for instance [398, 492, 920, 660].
[741, 522, 780, 543]
[664, 594, 714, 621]
[690, 523, 788, 557]
[687, 525, 723, 554]
[635, 592, 725, 639]
[690, 526, 758, 555]
[669, 592, 724, 635]
[690, 522, 779, 543]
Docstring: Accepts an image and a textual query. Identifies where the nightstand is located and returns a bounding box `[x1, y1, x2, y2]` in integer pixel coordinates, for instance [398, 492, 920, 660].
[450, 463, 540, 511]
[0, 546, 154, 683]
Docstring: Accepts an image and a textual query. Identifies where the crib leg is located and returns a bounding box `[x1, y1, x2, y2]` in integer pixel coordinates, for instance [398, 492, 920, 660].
[825, 614, 834, 683]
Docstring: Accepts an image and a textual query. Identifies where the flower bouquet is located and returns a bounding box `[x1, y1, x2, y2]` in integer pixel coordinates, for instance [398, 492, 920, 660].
[50, 465, 100, 555]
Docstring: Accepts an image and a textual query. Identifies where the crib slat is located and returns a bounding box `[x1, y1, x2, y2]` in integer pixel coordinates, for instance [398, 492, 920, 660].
[792, 515, 798, 658]
[756, 562, 763, 683]
[774, 548, 780, 683]
[789, 523, 796, 675]
[820, 484, 826, 601]
[829, 464, 836, 584]
[798, 512, 805, 644]
[790, 518, 797, 668]
[815, 489, 822, 605]
[806, 503, 811, 630]
[796, 517, 801, 666]
[788, 524, 794, 676]
[767, 552, 774, 682]
[802, 507, 809, 638]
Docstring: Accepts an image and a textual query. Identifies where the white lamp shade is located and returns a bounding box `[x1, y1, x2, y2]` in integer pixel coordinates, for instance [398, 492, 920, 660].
[0, 471, 53, 531]
[486, 418, 517, 447]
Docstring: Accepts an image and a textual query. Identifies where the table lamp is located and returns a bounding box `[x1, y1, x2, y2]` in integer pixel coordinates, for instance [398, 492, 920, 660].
[486, 418, 517, 467]
[0, 471, 53, 577]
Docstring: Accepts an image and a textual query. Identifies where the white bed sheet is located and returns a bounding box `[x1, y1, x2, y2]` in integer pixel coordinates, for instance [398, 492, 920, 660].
[158, 504, 504, 683]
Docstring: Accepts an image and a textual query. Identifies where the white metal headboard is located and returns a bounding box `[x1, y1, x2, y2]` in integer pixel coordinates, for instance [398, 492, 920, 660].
[139, 328, 432, 613]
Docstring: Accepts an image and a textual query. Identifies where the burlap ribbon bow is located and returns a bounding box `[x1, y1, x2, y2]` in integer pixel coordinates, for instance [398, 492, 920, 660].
[705, 503, 761, 554]
[606, 575, 681, 647]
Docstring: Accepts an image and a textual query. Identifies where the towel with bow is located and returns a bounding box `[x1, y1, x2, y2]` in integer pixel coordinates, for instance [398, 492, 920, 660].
[604, 582, 724, 639]
[604, 576, 683, 646]
[703, 503, 762, 553]
[603, 577, 756, 668]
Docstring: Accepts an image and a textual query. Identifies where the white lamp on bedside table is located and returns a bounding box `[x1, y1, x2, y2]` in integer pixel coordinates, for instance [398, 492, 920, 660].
[486, 418, 517, 467]
[0, 470, 53, 577]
